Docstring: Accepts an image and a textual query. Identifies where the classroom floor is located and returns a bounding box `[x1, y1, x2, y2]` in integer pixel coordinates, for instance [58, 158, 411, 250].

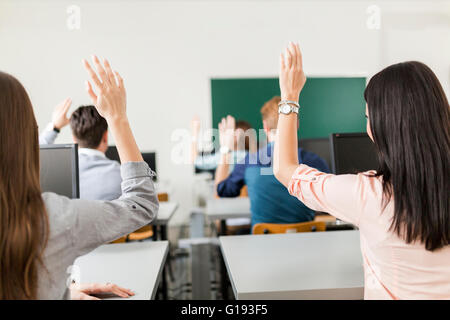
[161, 222, 233, 300]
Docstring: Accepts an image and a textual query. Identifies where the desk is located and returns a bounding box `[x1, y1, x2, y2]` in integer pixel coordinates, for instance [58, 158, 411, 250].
[74, 241, 169, 300]
[206, 197, 251, 221]
[220, 230, 364, 299]
[155, 202, 178, 226]
[207, 197, 355, 299]
[152, 201, 178, 300]
[206, 198, 355, 234]
[152, 202, 178, 241]
[205, 198, 250, 237]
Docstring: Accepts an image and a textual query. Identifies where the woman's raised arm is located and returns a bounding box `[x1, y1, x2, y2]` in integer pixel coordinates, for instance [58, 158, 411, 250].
[273, 42, 306, 186]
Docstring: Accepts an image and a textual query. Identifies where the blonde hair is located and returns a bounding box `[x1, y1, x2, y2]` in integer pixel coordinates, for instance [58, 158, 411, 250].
[260, 96, 281, 130]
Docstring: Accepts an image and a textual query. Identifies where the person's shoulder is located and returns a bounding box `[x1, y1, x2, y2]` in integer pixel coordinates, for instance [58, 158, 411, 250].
[81, 154, 120, 169]
[358, 170, 382, 182]
[299, 147, 319, 159]
[97, 158, 122, 177]
[355, 170, 384, 194]
[234, 150, 249, 165]
[42, 192, 76, 229]
[42, 191, 68, 207]
[243, 150, 256, 165]
[250, 144, 272, 167]
[107, 158, 121, 168]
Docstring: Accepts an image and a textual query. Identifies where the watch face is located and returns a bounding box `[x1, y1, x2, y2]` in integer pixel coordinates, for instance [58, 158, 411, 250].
[281, 104, 291, 114]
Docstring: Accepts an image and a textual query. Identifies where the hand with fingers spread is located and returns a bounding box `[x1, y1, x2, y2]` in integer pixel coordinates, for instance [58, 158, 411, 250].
[279, 42, 306, 102]
[52, 97, 72, 130]
[82, 55, 142, 163]
[70, 282, 135, 300]
[82, 55, 126, 123]
[214, 115, 236, 189]
[218, 115, 236, 152]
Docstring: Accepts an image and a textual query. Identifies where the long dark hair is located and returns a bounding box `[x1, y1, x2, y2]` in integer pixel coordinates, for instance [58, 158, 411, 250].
[0, 71, 49, 298]
[364, 61, 449, 251]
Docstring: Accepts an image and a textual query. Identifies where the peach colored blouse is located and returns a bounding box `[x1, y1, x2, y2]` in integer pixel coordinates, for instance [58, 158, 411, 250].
[288, 164, 450, 300]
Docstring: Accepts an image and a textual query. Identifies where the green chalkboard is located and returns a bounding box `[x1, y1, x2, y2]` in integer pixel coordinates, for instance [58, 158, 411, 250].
[211, 77, 367, 139]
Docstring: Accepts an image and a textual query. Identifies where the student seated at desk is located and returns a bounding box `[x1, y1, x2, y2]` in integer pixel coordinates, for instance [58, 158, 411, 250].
[0, 56, 159, 299]
[40, 104, 122, 201]
[215, 98, 329, 230]
[190, 115, 256, 173]
[274, 43, 449, 299]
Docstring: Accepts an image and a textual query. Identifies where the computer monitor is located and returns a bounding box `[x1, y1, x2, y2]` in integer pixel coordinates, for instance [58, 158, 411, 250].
[40, 144, 79, 198]
[106, 146, 157, 178]
[299, 138, 331, 170]
[142, 152, 157, 174]
[105, 145, 120, 162]
[330, 133, 378, 174]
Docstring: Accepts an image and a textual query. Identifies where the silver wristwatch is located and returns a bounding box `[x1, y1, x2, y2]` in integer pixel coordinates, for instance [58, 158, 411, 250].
[278, 103, 299, 115]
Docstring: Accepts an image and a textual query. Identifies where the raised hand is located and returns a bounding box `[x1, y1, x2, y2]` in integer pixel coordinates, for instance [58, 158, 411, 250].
[218, 115, 236, 151]
[52, 97, 72, 130]
[82, 55, 142, 163]
[279, 42, 306, 102]
[273, 42, 305, 187]
[82, 55, 126, 123]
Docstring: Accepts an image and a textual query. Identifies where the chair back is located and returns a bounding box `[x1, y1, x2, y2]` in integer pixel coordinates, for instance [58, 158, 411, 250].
[252, 221, 326, 235]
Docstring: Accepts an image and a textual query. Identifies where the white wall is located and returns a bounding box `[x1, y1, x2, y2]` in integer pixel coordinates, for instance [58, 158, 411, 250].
[1, 0, 449, 225]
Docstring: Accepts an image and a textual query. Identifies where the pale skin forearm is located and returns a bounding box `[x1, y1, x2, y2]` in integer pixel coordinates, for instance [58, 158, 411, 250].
[190, 140, 199, 163]
[190, 117, 201, 164]
[214, 115, 235, 192]
[108, 117, 143, 163]
[273, 42, 306, 187]
[273, 112, 299, 187]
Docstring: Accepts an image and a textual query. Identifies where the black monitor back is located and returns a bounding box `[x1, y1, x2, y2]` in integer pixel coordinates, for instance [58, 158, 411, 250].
[142, 152, 157, 174]
[106, 146, 157, 179]
[40, 144, 79, 198]
[330, 133, 378, 174]
[105, 145, 120, 162]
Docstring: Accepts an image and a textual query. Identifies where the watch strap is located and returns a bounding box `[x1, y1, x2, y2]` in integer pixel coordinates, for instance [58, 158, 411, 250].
[278, 100, 299, 108]
[278, 104, 299, 114]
